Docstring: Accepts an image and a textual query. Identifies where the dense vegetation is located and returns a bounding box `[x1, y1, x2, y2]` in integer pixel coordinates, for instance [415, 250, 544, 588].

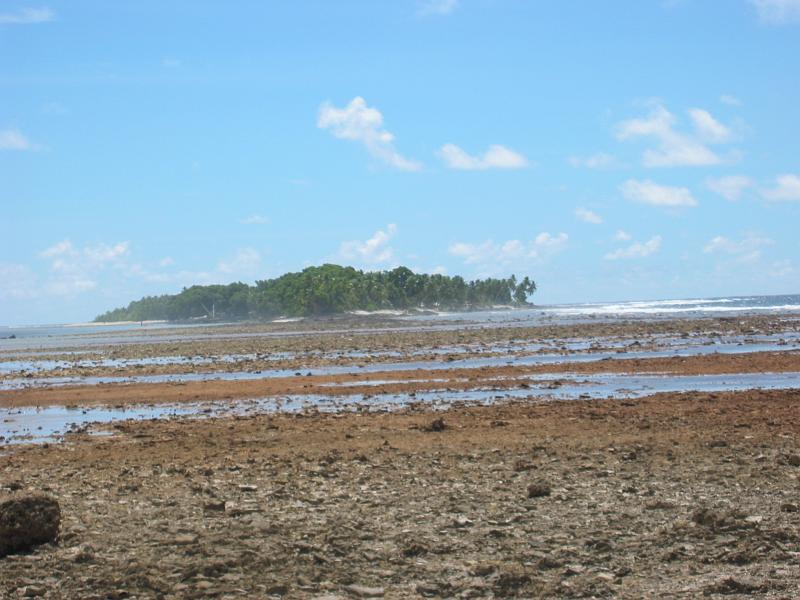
[94, 264, 537, 322]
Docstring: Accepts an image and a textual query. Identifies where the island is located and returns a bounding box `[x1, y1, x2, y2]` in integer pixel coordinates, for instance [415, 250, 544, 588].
[94, 264, 537, 322]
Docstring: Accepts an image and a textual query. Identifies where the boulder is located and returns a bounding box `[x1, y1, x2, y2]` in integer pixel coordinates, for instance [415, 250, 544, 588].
[0, 494, 61, 557]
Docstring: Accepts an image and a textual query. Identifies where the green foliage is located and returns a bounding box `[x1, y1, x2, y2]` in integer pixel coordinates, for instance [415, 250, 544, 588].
[94, 264, 537, 322]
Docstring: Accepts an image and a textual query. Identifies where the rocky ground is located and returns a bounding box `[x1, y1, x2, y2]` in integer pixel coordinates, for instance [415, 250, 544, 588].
[2, 315, 798, 381]
[1, 349, 800, 410]
[2, 388, 800, 599]
[2, 314, 800, 598]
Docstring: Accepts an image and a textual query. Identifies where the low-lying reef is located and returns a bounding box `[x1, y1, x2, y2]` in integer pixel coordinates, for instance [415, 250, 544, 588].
[94, 264, 536, 322]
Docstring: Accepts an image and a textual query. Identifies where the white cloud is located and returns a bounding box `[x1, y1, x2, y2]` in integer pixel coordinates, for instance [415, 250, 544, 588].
[158, 257, 175, 267]
[42, 101, 67, 115]
[706, 175, 753, 201]
[770, 259, 796, 278]
[0, 264, 38, 299]
[318, 97, 421, 171]
[720, 94, 742, 107]
[38, 240, 131, 297]
[418, 0, 458, 15]
[614, 230, 633, 242]
[0, 7, 54, 24]
[438, 143, 528, 170]
[449, 232, 568, 272]
[574, 208, 603, 224]
[0, 130, 38, 151]
[688, 108, 732, 143]
[40, 240, 130, 265]
[604, 236, 662, 260]
[568, 153, 617, 169]
[620, 179, 697, 207]
[217, 248, 261, 276]
[339, 224, 398, 265]
[750, 0, 800, 24]
[616, 104, 731, 167]
[761, 174, 800, 202]
[240, 214, 269, 225]
[704, 234, 774, 263]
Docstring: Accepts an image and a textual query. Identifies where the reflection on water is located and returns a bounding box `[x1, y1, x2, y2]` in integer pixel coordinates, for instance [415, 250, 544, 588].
[2, 337, 799, 391]
[3, 371, 799, 446]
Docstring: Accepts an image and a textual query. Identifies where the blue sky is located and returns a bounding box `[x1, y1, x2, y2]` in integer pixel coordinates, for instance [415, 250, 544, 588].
[1, 0, 800, 325]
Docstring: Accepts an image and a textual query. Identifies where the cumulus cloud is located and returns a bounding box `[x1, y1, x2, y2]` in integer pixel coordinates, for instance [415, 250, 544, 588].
[449, 232, 568, 272]
[704, 234, 774, 263]
[318, 97, 421, 171]
[706, 175, 753, 201]
[574, 208, 603, 224]
[0, 130, 38, 151]
[620, 179, 697, 207]
[761, 174, 800, 202]
[339, 224, 398, 265]
[688, 108, 732, 143]
[604, 236, 662, 260]
[616, 104, 732, 167]
[568, 153, 617, 169]
[418, 0, 458, 15]
[0, 7, 54, 24]
[750, 0, 800, 24]
[438, 143, 528, 170]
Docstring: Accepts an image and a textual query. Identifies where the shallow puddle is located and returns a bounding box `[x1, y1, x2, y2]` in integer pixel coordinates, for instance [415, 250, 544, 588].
[3, 371, 799, 446]
[3, 340, 798, 391]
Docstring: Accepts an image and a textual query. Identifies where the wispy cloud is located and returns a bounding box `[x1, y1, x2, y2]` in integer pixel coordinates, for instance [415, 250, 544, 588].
[0, 7, 55, 24]
[616, 104, 734, 167]
[39, 240, 130, 296]
[574, 208, 603, 224]
[217, 248, 261, 276]
[568, 152, 618, 169]
[240, 214, 269, 225]
[761, 174, 800, 202]
[318, 97, 421, 171]
[417, 0, 458, 16]
[449, 232, 568, 274]
[438, 143, 528, 170]
[614, 230, 633, 242]
[706, 175, 753, 201]
[604, 236, 662, 260]
[704, 234, 773, 263]
[0, 263, 38, 299]
[620, 179, 697, 207]
[0, 130, 38, 151]
[338, 224, 398, 265]
[720, 94, 742, 107]
[750, 0, 800, 24]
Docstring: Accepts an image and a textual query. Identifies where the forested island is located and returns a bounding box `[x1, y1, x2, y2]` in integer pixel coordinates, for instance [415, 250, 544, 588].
[95, 264, 536, 322]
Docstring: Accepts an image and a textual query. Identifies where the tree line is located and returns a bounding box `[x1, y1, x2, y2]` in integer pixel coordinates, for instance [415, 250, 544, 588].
[94, 264, 537, 322]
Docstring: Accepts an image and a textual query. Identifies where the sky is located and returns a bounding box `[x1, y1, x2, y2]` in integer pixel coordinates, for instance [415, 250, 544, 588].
[1, 0, 800, 325]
